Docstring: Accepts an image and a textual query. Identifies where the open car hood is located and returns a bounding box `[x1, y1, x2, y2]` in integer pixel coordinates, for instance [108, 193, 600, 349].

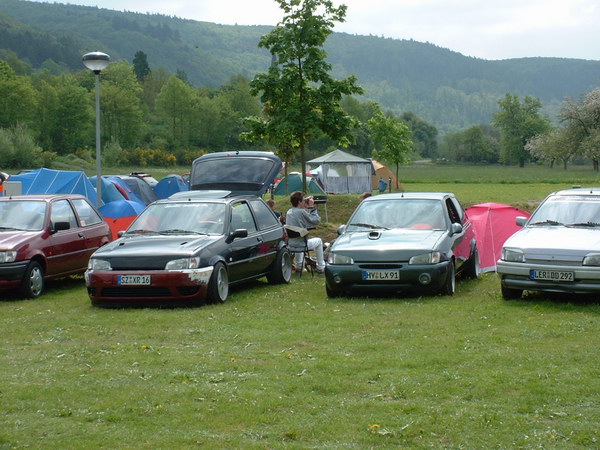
[190, 151, 283, 196]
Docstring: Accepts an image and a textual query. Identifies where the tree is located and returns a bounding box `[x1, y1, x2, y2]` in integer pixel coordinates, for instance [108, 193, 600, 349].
[526, 128, 577, 169]
[132, 50, 151, 81]
[560, 88, 600, 170]
[367, 105, 413, 188]
[243, 0, 363, 191]
[400, 111, 438, 159]
[156, 75, 196, 148]
[492, 94, 552, 167]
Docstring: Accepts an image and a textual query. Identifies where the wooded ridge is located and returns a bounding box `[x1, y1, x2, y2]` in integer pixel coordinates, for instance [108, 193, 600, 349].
[2, 0, 600, 133]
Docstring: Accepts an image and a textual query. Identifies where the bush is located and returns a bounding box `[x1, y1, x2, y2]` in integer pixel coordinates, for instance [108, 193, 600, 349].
[0, 123, 44, 169]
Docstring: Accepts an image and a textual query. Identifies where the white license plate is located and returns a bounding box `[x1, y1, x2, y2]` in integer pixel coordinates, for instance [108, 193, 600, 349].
[529, 270, 574, 282]
[362, 270, 400, 281]
[118, 275, 151, 285]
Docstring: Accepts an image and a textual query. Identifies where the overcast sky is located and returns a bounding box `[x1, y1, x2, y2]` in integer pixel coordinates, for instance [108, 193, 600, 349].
[42, 0, 600, 60]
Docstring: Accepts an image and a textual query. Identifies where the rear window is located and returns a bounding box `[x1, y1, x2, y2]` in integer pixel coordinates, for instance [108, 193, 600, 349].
[191, 158, 276, 189]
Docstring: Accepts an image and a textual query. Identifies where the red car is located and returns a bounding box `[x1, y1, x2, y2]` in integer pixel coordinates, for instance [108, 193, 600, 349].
[0, 194, 111, 298]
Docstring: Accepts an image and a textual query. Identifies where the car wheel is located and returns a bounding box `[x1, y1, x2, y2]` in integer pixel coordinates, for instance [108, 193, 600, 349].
[326, 284, 342, 298]
[441, 261, 455, 296]
[207, 262, 229, 303]
[267, 248, 292, 284]
[501, 284, 522, 300]
[19, 261, 45, 298]
[464, 247, 481, 279]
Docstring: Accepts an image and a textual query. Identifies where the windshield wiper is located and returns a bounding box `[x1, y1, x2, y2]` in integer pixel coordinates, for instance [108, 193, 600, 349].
[124, 229, 158, 235]
[566, 221, 600, 228]
[529, 219, 562, 226]
[349, 222, 390, 230]
[0, 226, 18, 230]
[159, 229, 207, 235]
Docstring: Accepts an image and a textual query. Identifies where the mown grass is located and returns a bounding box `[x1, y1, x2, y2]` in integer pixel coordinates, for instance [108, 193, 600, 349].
[2, 164, 600, 448]
[2, 275, 600, 448]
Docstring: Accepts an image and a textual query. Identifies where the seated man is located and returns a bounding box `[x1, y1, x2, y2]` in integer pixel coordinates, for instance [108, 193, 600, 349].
[285, 191, 326, 274]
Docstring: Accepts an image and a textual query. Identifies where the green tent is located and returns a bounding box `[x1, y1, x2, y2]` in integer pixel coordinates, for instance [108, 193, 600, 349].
[273, 172, 326, 196]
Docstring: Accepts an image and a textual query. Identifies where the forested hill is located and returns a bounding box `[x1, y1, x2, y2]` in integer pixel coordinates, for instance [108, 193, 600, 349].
[2, 0, 600, 133]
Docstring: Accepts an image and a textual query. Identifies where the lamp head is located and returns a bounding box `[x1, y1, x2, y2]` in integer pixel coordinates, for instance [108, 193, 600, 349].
[82, 51, 111, 74]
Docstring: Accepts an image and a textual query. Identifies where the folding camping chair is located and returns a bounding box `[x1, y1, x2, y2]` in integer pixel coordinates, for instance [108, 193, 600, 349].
[284, 225, 316, 276]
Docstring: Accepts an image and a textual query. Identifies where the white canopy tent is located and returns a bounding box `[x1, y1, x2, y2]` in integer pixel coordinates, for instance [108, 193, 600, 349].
[307, 150, 373, 194]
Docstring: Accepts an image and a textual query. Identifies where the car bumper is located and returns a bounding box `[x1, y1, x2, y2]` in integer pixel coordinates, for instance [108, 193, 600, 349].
[325, 260, 451, 295]
[0, 260, 30, 290]
[496, 260, 600, 294]
[85, 267, 214, 303]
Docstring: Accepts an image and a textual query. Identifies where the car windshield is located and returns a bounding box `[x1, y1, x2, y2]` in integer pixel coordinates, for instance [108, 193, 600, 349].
[347, 199, 446, 231]
[127, 202, 226, 235]
[0, 200, 47, 231]
[529, 195, 600, 227]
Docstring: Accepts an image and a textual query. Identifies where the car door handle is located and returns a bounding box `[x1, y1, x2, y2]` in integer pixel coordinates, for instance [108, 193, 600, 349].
[78, 233, 84, 238]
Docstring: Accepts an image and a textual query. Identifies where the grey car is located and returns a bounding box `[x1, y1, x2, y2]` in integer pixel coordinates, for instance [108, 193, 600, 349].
[325, 192, 479, 297]
[497, 187, 600, 299]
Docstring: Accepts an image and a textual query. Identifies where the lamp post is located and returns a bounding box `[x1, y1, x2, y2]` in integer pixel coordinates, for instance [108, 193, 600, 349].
[82, 51, 110, 206]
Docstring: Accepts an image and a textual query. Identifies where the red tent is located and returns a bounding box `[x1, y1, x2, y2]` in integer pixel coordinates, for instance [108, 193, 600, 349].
[465, 202, 531, 273]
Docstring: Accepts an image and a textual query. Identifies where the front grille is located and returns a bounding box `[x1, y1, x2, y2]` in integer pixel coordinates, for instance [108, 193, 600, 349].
[101, 287, 171, 298]
[107, 256, 173, 270]
[358, 264, 403, 269]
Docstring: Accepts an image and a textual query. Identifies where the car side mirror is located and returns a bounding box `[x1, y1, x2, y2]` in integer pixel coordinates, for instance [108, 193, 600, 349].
[227, 228, 248, 243]
[52, 221, 70, 233]
[450, 223, 463, 235]
[515, 216, 528, 227]
[337, 224, 346, 235]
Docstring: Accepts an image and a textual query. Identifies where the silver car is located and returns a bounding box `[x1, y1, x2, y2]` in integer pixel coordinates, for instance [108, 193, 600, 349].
[325, 192, 479, 297]
[497, 187, 600, 299]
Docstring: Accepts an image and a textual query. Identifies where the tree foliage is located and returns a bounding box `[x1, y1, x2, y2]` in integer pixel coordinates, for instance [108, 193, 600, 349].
[492, 94, 552, 167]
[243, 0, 363, 190]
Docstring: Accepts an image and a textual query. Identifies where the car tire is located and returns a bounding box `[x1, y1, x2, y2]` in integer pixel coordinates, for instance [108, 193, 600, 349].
[207, 262, 229, 303]
[267, 248, 292, 284]
[441, 261, 456, 296]
[501, 284, 522, 300]
[464, 247, 481, 279]
[19, 261, 45, 298]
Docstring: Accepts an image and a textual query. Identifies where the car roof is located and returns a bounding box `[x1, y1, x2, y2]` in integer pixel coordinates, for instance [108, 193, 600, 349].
[0, 194, 87, 202]
[363, 192, 454, 201]
[551, 187, 600, 197]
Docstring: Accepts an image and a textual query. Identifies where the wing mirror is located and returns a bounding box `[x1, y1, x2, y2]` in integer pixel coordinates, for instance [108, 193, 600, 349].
[450, 223, 463, 235]
[52, 221, 70, 233]
[337, 224, 346, 235]
[515, 216, 528, 227]
[226, 228, 248, 243]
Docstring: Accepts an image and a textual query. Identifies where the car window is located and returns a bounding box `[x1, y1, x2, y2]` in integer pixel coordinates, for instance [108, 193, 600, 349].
[51, 200, 78, 230]
[348, 199, 445, 230]
[445, 198, 461, 224]
[231, 202, 257, 232]
[530, 195, 600, 225]
[250, 199, 280, 230]
[0, 200, 46, 231]
[130, 202, 226, 234]
[72, 198, 103, 226]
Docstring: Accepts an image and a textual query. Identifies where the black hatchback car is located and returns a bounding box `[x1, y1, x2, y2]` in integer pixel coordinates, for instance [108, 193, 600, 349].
[85, 152, 292, 305]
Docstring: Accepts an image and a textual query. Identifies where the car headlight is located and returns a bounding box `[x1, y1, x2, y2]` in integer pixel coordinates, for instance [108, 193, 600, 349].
[409, 252, 441, 265]
[328, 252, 353, 265]
[165, 257, 201, 270]
[88, 258, 112, 270]
[0, 251, 17, 263]
[583, 253, 600, 266]
[501, 248, 524, 262]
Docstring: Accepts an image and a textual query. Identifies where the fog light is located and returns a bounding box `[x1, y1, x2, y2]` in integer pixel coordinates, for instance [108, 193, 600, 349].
[333, 275, 342, 284]
[418, 273, 431, 285]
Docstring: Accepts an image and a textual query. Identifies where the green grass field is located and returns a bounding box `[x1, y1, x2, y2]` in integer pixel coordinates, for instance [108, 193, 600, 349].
[2, 164, 600, 448]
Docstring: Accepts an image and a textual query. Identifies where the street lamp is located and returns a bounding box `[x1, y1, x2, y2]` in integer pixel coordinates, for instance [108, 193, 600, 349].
[82, 51, 110, 206]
